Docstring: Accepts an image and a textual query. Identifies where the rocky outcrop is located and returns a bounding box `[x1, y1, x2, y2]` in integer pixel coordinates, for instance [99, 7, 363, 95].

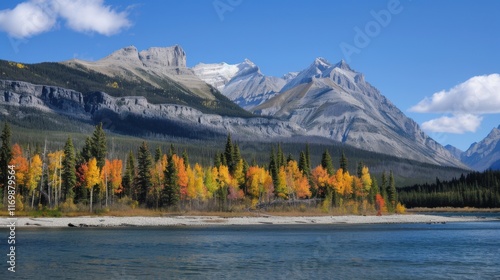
[0, 79, 303, 140]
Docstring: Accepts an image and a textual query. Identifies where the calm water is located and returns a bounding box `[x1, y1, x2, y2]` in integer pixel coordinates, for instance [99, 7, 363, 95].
[2, 221, 500, 279]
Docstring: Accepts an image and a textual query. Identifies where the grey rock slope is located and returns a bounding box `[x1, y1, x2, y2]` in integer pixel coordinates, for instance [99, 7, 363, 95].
[0, 80, 303, 139]
[461, 125, 500, 171]
[444, 145, 464, 160]
[249, 58, 464, 167]
[63, 45, 216, 101]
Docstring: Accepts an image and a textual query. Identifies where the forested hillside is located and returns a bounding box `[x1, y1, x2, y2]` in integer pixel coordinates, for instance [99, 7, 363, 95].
[399, 170, 500, 208]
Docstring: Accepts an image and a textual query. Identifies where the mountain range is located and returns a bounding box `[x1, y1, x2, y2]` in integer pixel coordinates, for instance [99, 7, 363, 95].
[0, 45, 487, 169]
[446, 125, 500, 171]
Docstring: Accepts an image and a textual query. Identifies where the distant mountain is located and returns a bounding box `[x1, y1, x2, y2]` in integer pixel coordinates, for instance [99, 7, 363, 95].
[445, 145, 464, 160]
[193, 60, 285, 110]
[250, 57, 462, 167]
[461, 125, 500, 171]
[490, 160, 500, 170]
[0, 45, 465, 168]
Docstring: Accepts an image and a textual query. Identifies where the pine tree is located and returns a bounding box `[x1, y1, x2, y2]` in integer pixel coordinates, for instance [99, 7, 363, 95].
[233, 143, 241, 167]
[163, 153, 180, 208]
[154, 146, 163, 163]
[214, 152, 222, 168]
[321, 150, 334, 175]
[136, 142, 153, 205]
[0, 122, 12, 201]
[277, 143, 285, 168]
[80, 137, 93, 163]
[298, 151, 309, 175]
[381, 171, 388, 202]
[357, 161, 364, 178]
[388, 171, 397, 209]
[305, 143, 311, 174]
[224, 134, 234, 171]
[62, 137, 76, 201]
[91, 123, 107, 169]
[182, 150, 190, 168]
[122, 151, 136, 199]
[340, 151, 348, 173]
[269, 147, 279, 189]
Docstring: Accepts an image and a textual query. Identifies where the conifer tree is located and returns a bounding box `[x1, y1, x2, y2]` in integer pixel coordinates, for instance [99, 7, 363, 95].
[80, 137, 93, 163]
[214, 152, 222, 168]
[163, 153, 180, 209]
[154, 146, 163, 163]
[305, 143, 311, 174]
[91, 123, 107, 169]
[388, 171, 397, 208]
[299, 151, 309, 175]
[321, 150, 334, 175]
[340, 151, 348, 173]
[62, 137, 76, 201]
[122, 151, 136, 199]
[136, 142, 153, 205]
[269, 147, 279, 189]
[182, 150, 190, 168]
[277, 143, 285, 168]
[224, 134, 234, 171]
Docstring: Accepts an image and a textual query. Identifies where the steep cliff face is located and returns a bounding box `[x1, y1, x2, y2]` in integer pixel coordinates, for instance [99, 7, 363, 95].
[0, 80, 303, 139]
[62, 45, 215, 100]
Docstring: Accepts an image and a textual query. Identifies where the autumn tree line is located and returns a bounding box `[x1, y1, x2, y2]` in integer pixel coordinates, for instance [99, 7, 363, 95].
[0, 123, 405, 213]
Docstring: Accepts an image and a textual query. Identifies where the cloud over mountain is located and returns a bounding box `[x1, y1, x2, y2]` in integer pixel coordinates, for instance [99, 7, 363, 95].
[0, 0, 131, 38]
[421, 114, 482, 134]
[410, 74, 500, 134]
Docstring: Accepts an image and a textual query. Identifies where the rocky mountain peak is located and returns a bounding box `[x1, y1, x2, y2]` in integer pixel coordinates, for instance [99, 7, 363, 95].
[138, 45, 186, 68]
[334, 59, 352, 71]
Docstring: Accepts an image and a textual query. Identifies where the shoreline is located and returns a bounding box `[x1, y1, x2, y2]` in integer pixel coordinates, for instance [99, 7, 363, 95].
[1, 214, 497, 228]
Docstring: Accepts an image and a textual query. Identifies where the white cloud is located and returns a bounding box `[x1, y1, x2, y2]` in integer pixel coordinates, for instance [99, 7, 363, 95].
[0, 1, 56, 38]
[421, 114, 482, 134]
[411, 74, 500, 134]
[55, 0, 131, 36]
[410, 74, 500, 114]
[0, 0, 131, 38]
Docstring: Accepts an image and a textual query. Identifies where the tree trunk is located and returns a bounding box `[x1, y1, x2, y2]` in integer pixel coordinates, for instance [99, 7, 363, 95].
[90, 188, 93, 213]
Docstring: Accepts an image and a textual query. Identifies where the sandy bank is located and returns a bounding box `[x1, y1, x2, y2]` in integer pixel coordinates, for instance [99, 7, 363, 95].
[0, 214, 496, 228]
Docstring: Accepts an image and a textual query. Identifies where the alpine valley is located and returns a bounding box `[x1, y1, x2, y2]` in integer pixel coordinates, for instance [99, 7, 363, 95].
[0, 45, 476, 174]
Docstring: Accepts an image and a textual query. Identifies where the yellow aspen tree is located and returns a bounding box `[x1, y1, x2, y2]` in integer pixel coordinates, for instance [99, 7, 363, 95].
[27, 154, 42, 208]
[193, 163, 207, 200]
[85, 158, 100, 212]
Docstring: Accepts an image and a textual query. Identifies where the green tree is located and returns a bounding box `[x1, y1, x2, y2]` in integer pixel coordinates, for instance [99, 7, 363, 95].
[298, 151, 309, 175]
[321, 150, 334, 175]
[80, 137, 93, 164]
[62, 137, 76, 201]
[91, 123, 107, 169]
[224, 134, 234, 172]
[340, 151, 348, 173]
[388, 171, 397, 209]
[163, 153, 180, 209]
[136, 142, 153, 205]
[154, 146, 163, 163]
[122, 151, 136, 199]
[305, 143, 311, 174]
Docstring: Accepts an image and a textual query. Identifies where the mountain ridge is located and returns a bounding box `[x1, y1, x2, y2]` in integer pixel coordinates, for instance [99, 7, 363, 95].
[0, 45, 466, 168]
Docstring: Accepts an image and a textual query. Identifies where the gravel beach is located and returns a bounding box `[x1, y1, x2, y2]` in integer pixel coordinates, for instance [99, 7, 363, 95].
[0, 214, 494, 228]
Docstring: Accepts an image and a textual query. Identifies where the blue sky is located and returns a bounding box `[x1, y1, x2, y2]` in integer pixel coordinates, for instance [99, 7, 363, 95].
[1, 0, 499, 151]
